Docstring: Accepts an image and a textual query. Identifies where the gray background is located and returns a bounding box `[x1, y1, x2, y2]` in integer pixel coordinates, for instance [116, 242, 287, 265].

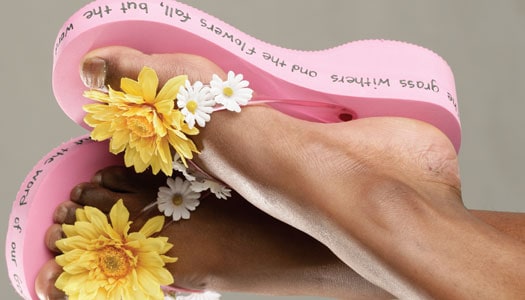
[1, 1, 524, 299]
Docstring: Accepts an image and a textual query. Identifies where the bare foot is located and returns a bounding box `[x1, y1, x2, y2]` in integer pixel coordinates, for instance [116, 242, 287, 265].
[36, 166, 390, 299]
[35, 45, 461, 299]
[37, 45, 524, 299]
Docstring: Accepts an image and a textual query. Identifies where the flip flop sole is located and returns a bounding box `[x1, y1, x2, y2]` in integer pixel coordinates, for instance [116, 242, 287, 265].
[52, 0, 461, 151]
[6, 137, 122, 300]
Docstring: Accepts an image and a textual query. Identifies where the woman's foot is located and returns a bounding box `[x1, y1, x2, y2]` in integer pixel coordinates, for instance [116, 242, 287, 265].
[35, 165, 390, 299]
[35, 45, 460, 299]
[37, 45, 524, 299]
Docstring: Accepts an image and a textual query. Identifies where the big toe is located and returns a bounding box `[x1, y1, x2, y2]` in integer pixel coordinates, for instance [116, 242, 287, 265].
[91, 165, 165, 194]
[80, 46, 225, 90]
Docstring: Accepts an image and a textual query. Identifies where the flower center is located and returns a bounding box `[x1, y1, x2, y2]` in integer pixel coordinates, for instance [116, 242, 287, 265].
[186, 100, 198, 114]
[172, 194, 184, 206]
[98, 246, 132, 279]
[126, 115, 155, 138]
[222, 87, 234, 97]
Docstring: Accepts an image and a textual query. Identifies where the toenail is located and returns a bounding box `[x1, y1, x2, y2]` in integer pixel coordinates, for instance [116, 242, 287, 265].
[81, 56, 107, 90]
[91, 172, 103, 184]
[70, 186, 83, 202]
[51, 229, 65, 250]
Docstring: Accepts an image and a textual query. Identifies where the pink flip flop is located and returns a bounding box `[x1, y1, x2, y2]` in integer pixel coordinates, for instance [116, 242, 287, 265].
[6, 137, 122, 299]
[52, 0, 460, 150]
[7, 0, 461, 298]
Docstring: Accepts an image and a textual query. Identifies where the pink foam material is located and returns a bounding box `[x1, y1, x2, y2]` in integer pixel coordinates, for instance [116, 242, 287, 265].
[52, 0, 461, 151]
[7, 0, 462, 298]
[5, 137, 123, 299]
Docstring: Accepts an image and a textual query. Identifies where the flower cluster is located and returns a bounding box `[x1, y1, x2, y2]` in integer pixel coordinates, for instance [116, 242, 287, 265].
[76, 67, 247, 299]
[55, 200, 177, 300]
[157, 154, 232, 221]
[83, 68, 253, 177]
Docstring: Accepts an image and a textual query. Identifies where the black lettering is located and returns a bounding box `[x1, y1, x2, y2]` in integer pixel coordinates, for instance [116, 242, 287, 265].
[245, 47, 256, 55]
[121, 2, 148, 14]
[19, 169, 42, 206]
[291, 64, 317, 77]
[399, 79, 439, 93]
[447, 92, 458, 111]
[200, 18, 208, 27]
[44, 148, 69, 165]
[13, 274, 24, 295]
[431, 79, 440, 93]
[378, 78, 391, 87]
[331, 74, 344, 83]
[10, 242, 17, 267]
[12, 217, 22, 233]
[84, 5, 112, 19]
[262, 52, 287, 68]
[222, 31, 233, 42]
[175, 8, 191, 22]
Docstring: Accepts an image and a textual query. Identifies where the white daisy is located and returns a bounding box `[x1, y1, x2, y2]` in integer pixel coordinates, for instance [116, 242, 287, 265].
[191, 179, 232, 200]
[177, 80, 215, 128]
[210, 71, 253, 112]
[172, 153, 197, 181]
[157, 177, 201, 221]
[176, 291, 221, 300]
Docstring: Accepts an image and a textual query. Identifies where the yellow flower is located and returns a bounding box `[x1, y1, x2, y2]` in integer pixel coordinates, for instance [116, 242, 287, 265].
[55, 199, 178, 300]
[83, 67, 200, 176]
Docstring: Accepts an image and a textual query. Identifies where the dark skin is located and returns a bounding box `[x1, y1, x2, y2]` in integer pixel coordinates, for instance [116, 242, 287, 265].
[37, 166, 391, 300]
[36, 46, 525, 299]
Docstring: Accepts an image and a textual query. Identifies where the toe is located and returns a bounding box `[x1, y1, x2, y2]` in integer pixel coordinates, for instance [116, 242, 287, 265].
[80, 46, 225, 90]
[35, 260, 67, 300]
[92, 166, 166, 194]
[70, 182, 123, 213]
[91, 166, 139, 193]
[45, 224, 64, 253]
[53, 201, 81, 224]
[69, 179, 151, 218]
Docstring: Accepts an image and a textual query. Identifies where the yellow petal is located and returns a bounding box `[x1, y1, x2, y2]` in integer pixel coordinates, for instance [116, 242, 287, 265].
[136, 268, 163, 296]
[152, 113, 167, 137]
[137, 252, 164, 268]
[110, 199, 130, 235]
[155, 75, 187, 102]
[107, 87, 129, 103]
[70, 222, 105, 240]
[83, 206, 112, 236]
[90, 122, 113, 141]
[157, 138, 171, 164]
[83, 90, 111, 103]
[56, 236, 90, 252]
[54, 272, 71, 290]
[153, 99, 174, 115]
[161, 255, 178, 264]
[124, 147, 147, 172]
[138, 216, 164, 237]
[120, 77, 142, 96]
[139, 67, 159, 103]
[109, 131, 129, 153]
[75, 208, 88, 222]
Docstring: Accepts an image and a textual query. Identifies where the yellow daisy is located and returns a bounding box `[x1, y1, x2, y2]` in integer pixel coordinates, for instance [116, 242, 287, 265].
[83, 67, 200, 176]
[55, 199, 177, 300]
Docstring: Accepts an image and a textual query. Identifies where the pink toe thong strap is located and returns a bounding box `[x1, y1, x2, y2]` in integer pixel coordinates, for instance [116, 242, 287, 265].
[52, 0, 461, 152]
